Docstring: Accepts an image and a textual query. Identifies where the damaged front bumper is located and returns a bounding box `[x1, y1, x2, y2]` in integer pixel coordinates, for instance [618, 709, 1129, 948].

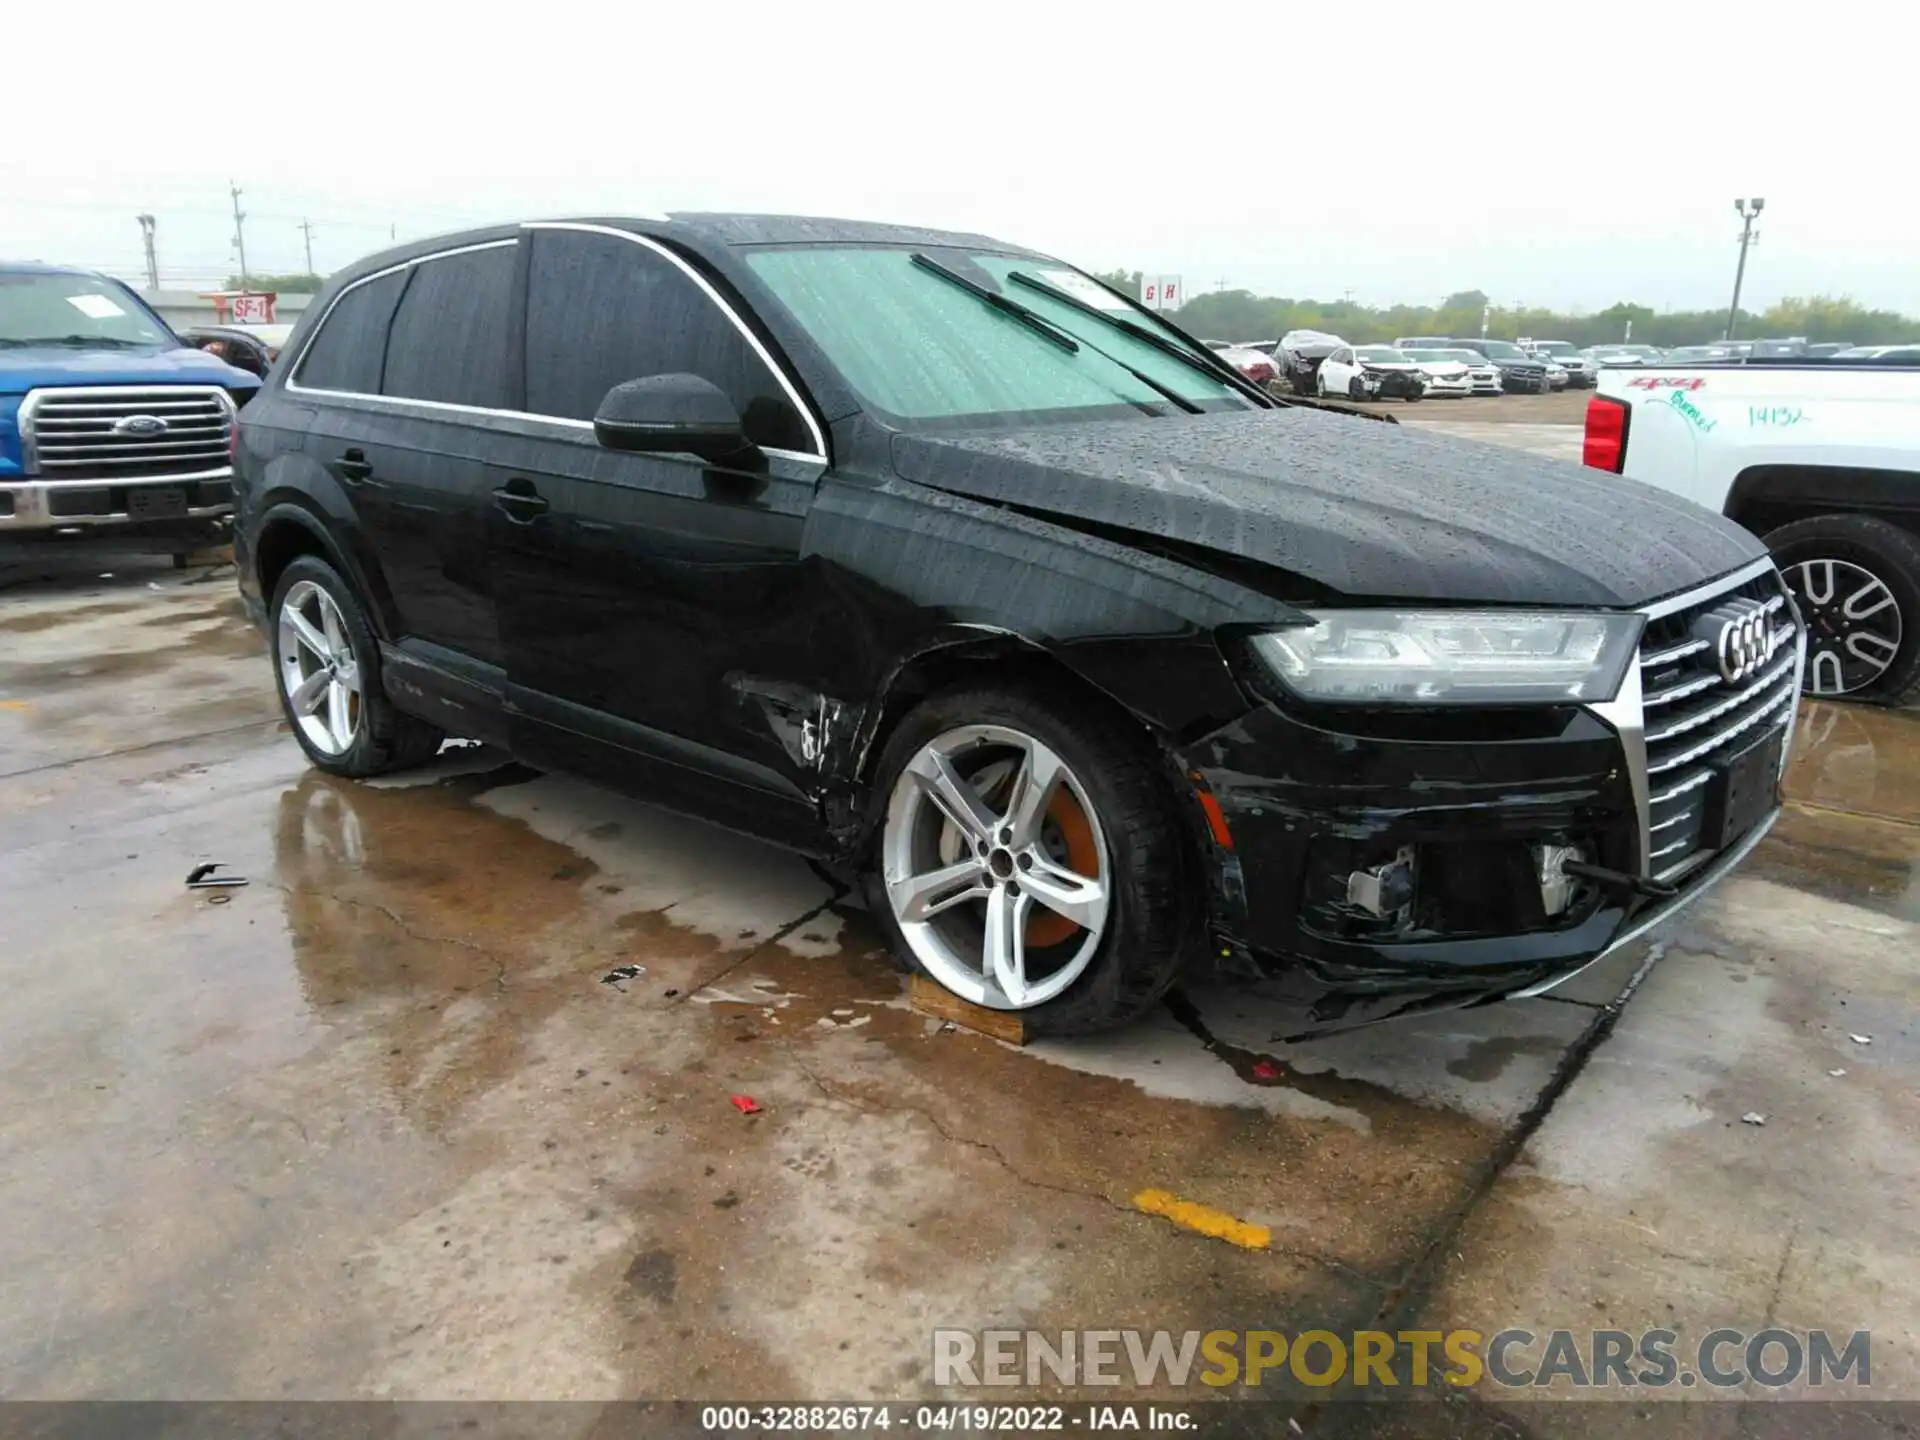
[1178, 563, 1802, 1032]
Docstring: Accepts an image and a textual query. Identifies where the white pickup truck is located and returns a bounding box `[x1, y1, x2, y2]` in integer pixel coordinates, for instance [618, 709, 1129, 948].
[1585, 364, 1920, 703]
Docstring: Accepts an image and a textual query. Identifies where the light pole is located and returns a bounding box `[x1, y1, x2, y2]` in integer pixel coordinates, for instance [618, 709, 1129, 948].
[1725, 198, 1764, 341]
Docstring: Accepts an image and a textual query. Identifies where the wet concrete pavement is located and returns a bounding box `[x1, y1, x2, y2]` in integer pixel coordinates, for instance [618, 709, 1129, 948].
[2, 561, 1916, 1427]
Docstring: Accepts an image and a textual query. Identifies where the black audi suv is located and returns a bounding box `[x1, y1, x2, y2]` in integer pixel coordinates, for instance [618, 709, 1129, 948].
[231, 215, 1803, 1036]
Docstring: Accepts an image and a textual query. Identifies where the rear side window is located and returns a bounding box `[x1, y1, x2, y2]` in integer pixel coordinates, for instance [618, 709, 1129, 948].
[293, 269, 408, 393]
[382, 244, 517, 408]
[524, 229, 812, 453]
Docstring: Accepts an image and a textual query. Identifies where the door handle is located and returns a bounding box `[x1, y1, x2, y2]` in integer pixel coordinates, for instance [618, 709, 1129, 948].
[492, 483, 550, 524]
[336, 448, 374, 483]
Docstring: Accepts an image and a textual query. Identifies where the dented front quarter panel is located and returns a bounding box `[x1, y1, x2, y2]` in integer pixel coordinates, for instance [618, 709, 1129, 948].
[774, 468, 1292, 842]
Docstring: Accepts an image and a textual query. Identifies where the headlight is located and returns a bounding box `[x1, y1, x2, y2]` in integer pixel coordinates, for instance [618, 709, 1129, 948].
[1250, 610, 1643, 705]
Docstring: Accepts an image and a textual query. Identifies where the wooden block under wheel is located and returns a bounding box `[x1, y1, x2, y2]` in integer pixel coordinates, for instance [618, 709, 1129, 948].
[909, 975, 1028, 1046]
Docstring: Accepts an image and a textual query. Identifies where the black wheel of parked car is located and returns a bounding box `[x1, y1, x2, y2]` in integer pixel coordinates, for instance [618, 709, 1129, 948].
[1765, 515, 1920, 704]
[864, 682, 1197, 1036]
[1405, 392, 1423, 404]
[1315, 373, 1328, 398]
[269, 556, 446, 776]
[1348, 377, 1366, 401]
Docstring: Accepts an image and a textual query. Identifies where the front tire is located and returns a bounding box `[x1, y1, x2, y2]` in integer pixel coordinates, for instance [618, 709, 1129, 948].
[865, 683, 1196, 1036]
[1766, 515, 1920, 703]
[270, 556, 445, 776]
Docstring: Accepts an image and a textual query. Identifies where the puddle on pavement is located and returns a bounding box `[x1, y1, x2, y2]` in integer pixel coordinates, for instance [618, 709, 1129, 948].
[1762, 701, 1920, 921]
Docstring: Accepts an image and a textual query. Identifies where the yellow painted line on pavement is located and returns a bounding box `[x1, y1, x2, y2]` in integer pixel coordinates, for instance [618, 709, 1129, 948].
[1133, 1188, 1271, 1250]
[0, 700, 31, 712]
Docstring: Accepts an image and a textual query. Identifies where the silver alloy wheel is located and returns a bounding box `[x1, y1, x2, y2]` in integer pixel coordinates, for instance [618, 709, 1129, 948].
[1784, 557, 1903, 696]
[882, 724, 1110, 1011]
[277, 579, 363, 756]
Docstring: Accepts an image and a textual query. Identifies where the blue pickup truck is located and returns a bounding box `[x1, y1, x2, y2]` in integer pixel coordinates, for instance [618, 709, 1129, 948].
[2, 262, 261, 549]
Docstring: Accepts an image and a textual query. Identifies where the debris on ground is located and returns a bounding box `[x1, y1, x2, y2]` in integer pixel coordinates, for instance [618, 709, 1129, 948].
[1741, 1112, 1767, 1126]
[729, 1095, 762, 1116]
[1829, 1069, 1847, 1077]
[600, 965, 646, 986]
[1849, 1034, 1873, 1045]
[1251, 1059, 1281, 1080]
[185, 863, 248, 889]
[206, 893, 232, 906]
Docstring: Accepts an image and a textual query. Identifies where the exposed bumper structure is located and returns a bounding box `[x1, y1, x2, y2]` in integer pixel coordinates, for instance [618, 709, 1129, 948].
[1181, 557, 1805, 1032]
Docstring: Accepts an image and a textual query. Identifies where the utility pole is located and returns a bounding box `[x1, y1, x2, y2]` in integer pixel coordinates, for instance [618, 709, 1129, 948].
[229, 181, 249, 289]
[135, 214, 159, 291]
[300, 218, 316, 276]
[1480, 303, 1491, 339]
[1726, 197, 1764, 340]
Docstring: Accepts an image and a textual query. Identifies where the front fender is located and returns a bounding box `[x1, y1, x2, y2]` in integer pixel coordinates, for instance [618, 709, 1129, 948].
[803, 477, 1294, 740]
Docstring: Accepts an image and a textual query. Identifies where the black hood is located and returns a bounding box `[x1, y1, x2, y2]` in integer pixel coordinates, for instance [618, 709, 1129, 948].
[890, 408, 1763, 607]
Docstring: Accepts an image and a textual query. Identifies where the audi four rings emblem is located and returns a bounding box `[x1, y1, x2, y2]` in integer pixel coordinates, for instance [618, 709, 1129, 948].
[1690, 599, 1781, 685]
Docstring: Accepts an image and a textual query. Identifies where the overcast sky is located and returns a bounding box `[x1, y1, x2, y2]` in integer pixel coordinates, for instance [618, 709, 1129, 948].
[4, 2, 1911, 315]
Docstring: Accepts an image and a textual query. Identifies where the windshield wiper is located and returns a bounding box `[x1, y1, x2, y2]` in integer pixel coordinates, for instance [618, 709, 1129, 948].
[910, 253, 1203, 415]
[910, 254, 1080, 354]
[1006, 271, 1273, 406]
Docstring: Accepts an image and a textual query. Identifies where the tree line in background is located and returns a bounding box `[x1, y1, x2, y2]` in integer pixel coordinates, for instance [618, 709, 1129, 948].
[225, 272, 324, 293]
[1092, 272, 1919, 348]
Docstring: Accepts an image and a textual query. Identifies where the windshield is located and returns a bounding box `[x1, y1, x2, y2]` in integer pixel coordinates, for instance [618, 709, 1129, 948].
[1355, 347, 1405, 363]
[0, 272, 174, 348]
[1441, 350, 1485, 363]
[1534, 341, 1577, 356]
[744, 246, 1247, 427]
[1475, 340, 1525, 359]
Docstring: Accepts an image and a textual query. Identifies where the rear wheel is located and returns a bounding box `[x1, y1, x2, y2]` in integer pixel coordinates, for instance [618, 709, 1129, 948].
[271, 556, 445, 776]
[866, 684, 1196, 1035]
[1765, 514, 1920, 703]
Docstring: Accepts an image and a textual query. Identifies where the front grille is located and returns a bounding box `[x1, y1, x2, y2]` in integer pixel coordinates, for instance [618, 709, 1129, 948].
[21, 387, 234, 479]
[1636, 567, 1801, 880]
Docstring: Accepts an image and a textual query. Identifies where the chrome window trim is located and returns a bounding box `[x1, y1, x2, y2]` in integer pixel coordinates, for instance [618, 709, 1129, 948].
[284, 227, 830, 466]
[521, 221, 829, 462]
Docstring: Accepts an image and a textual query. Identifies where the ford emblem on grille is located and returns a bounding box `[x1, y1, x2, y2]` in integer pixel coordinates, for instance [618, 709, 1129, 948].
[113, 414, 169, 436]
[1691, 598, 1780, 684]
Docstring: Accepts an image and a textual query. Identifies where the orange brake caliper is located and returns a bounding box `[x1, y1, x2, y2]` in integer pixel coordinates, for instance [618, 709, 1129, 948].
[1024, 788, 1098, 948]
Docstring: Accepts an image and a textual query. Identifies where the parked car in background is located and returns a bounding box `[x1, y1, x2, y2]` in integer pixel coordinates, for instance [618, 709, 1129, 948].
[1585, 344, 1665, 368]
[1457, 339, 1550, 393]
[1396, 348, 1475, 397]
[1543, 360, 1570, 391]
[1277, 329, 1346, 396]
[1424, 348, 1504, 394]
[234, 211, 1792, 1036]
[1393, 335, 1454, 352]
[1, 261, 260, 548]
[1832, 344, 1920, 362]
[1749, 338, 1809, 360]
[1519, 339, 1597, 388]
[1589, 357, 1920, 703]
[1804, 343, 1853, 359]
[1317, 345, 1426, 402]
[1662, 345, 1739, 363]
[181, 323, 296, 379]
[1205, 341, 1279, 386]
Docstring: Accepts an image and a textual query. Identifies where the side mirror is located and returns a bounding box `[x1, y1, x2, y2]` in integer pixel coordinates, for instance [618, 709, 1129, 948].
[593, 374, 752, 462]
